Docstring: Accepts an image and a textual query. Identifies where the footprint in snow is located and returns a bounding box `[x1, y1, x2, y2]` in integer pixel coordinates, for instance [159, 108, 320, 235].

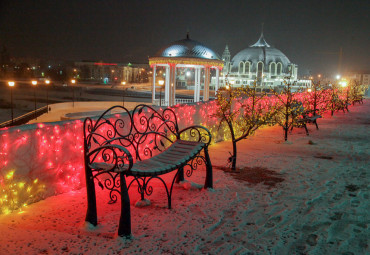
[306, 233, 318, 246]
[264, 215, 282, 228]
[350, 199, 360, 208]
[332, 193, 343, 201]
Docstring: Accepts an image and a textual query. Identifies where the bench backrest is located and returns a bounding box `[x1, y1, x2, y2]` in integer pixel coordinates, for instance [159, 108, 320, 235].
[83, 105, 180, 165]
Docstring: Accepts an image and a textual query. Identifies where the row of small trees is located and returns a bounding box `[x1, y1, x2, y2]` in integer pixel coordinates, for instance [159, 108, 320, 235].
[214, 79, 367, 170]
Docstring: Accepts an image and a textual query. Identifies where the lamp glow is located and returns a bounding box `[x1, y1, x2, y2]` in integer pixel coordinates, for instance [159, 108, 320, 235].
[339, 81, 348, 87]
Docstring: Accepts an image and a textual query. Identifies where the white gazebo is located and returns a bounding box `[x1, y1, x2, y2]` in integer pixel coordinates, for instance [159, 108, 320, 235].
[149, 34, 224, 106]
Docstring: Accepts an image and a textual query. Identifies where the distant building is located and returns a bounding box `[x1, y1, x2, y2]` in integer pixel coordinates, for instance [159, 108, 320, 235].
[346, 71, 370, 86]
[221, 32, 311, 89]
[73, 61, 149, 84]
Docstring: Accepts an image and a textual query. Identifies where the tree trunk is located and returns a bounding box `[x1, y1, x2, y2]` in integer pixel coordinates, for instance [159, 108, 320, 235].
[284, 127, 288, 141]
[284, 104, 289, 141]
[313, 92, 317, 115]
[231, 139, 237, 171]
[226, 120, 237, 171]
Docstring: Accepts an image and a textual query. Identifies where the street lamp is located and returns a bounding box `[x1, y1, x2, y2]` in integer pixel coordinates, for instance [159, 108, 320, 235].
[8, 81, 15, 124]
[45, 79, 50, 113]
[228, 80, 234, 90]
[158, 80, 164, 106]
[32, 80, 37, 119]
[71, 79, 76, 107]
[121, 81, 126, 106]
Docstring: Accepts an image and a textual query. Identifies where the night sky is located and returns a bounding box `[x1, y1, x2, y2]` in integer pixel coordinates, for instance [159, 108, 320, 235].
[0, 0, 369, 76]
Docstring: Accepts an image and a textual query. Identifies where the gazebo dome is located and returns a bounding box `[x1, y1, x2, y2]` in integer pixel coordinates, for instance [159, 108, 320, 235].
[154, 34, 221, 60]
[230, 33, 291, 73]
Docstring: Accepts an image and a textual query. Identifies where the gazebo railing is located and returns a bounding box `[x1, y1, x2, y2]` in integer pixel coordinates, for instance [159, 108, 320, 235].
[152, 98, 194, 106]
[175, 98, 194, 104]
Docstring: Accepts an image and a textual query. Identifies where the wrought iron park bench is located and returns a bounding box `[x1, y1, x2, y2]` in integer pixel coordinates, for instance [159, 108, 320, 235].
[291, 102, 322, 135]
[83, 104, 213, 237]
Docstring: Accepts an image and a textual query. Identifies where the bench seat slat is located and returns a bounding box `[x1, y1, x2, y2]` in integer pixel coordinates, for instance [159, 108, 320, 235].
[129, 140, 204, 176]
[154, 153, 190, 162]
[155, 147, 202, 161]
[154, 145, 202, 158]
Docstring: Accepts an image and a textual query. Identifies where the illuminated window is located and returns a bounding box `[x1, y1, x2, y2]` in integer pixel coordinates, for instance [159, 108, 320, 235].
[270, 62, 276, 75]
[239, 62, 244, 74]
[277, 63, 282, 75]
[245, 62, 250, 74]
[257, 62, 264, 80]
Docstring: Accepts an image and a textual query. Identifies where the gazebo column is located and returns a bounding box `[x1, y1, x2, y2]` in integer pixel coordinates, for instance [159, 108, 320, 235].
[203, 66, 210, 101]
[194, 67, 201, 102]
[169, 64, 176, 106]
[152, 65, 156, 104]
[165, 65, 170, 106]
[215, 68, 220, 94]
[193, 68, 198, 102]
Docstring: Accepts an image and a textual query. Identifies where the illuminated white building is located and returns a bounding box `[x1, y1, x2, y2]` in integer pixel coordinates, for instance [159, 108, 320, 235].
[221, 32, 311, 90]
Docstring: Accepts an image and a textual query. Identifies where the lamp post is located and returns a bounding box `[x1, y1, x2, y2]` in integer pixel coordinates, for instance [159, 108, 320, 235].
[8, 81, 15, 124]
[158, 80, 164, 106]
[32, 80, 37, 119]
[121, 81, 126, 106]
[229, 80, 235, 90]
[45, 79, 50, 113]
[71, 79, 76, 107]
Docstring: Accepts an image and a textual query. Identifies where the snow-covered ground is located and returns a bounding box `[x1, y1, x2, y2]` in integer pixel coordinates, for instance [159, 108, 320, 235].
[0, 100, 369, 254]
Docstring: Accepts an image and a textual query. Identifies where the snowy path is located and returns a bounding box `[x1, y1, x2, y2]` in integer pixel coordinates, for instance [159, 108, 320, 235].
[0, 101, 369, 254]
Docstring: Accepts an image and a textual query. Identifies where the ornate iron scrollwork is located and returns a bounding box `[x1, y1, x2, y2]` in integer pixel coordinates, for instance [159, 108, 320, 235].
[84, 104, 212, 208]
[183, 154, 207, 178]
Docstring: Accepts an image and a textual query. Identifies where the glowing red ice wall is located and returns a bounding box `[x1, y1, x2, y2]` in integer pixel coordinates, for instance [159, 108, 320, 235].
[0, 90, 349, 214]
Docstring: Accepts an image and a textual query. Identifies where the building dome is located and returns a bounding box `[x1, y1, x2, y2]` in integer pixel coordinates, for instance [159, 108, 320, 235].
[230, 33, 291, 73]
[154, 34, 221, 60]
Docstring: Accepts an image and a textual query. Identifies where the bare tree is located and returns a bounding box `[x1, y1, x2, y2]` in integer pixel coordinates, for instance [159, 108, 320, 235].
[213, 83, 276, 170]
[272, 81, 306, 141]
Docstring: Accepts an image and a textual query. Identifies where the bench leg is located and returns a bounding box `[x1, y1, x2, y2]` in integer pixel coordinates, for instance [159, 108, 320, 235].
[140, 190, 145, 201]
[85, 170, 97, 226]
[204, 147, 213, 189]
[304, 124, 309, 136]
[175, 167, 184, 183]
[314, 120, 319, 130]
[118, 172, 131, 237]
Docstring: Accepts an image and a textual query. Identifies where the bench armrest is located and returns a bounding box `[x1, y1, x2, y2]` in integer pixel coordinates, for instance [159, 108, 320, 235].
[87, 144, 133, 174]
[178, 125, 212, 146]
